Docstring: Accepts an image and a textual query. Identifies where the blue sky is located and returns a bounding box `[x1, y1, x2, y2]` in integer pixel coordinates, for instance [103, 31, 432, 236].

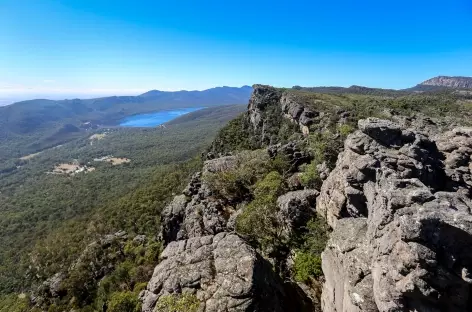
[1, 0, 471, 103]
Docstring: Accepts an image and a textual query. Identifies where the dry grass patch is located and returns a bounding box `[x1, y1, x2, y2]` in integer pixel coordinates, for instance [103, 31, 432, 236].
[94, 155, 131, 165]
[52, 163, 95, 175]
[89, 133, 107, 140]
[20, 152, 42, 161]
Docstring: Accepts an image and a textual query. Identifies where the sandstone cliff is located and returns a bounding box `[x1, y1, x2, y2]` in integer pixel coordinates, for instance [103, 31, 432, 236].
[141, 85, 472, 312]
[421, 76, 472, 89]
[318, 118, 472, 311]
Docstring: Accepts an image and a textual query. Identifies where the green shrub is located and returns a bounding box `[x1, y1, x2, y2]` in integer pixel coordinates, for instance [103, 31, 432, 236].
[155, 293, 199, 312]
[299, 161, 321, 189]
[293, 252, 322, 283]
[236, 171, 285, 252]
[203, 150, 273, 202]
[0, 294, 30, 312]
[338, 123, 355, 138]
[300, 131, 344, 190]
[108, 291, 140, 312]
[133, 282, 148, 293]
[300, 218, 330, 256]
[292, 218, 330, 283]
[209, 114, 253, 154]
[270, 154, 293, 177]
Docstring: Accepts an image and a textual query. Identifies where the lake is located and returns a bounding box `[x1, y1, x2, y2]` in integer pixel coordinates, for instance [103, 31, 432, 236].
[119, 107, 204, 127]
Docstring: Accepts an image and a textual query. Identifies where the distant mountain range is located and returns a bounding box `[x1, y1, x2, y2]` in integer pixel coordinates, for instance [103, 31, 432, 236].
[0, 86, 253, 161]
[294, 76, 472, 95]
[1, 76, 471, 161]
[420, 76, 472, 89]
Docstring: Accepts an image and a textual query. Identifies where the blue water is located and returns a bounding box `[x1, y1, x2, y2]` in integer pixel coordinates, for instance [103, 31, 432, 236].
[119, 107, 204, 127]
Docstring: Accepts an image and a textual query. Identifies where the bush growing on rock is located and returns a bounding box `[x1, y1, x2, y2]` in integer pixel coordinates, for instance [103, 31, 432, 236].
[202, 149, 274, 202]
[300, 131, 341, 189]
[236, 171, 286, 253]
[338, 123, 355, 138]
[300, 161, 321, 189]
[293, 252, 322, 283]
[298, 218, 330, 254]
[154, 293, 199, 312]
[107, 291, 141, 312]
[291, 218, 329, 283]
[0, 294, 30, 312]
[208, 113, 266, 154]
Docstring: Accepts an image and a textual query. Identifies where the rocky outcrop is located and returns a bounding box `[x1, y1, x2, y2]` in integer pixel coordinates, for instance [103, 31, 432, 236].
[277, 190, 319, 239]
[280, 93, 319, 135]
[317, 118, 472, 311]
[33, 231, 131, 307]
[140, 233, 288, 312]
[147, 149, 320, 311]
[247, 85, 324, 139]
[268, 141, 311, 171]
[247, 84, 282, 129]
[161, 171, 229, 244]
[435, 127, 472, 193]
[421, 76, 472, 89]
[161, 156, 242, 244]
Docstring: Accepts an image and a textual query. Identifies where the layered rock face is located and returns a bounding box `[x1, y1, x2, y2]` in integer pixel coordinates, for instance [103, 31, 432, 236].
[318, 118, 472, 311]
[421, 76, 472, 89]
[160, 156, 238, 245]
[247, 85, 322, 138]
[140, 233, 287, 312]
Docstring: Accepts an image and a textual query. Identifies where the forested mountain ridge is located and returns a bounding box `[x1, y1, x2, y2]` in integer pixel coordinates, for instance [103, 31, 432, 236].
[295, 76, 472, 94]
[0, 86, 252, 162]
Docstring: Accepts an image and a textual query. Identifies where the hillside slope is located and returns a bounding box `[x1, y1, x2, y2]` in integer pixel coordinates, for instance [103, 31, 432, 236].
[0, 105, 246, 306]
[0, 86, 252, 162]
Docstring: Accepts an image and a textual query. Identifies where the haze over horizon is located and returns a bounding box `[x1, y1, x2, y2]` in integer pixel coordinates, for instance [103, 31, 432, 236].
[1, 0, 472, 105]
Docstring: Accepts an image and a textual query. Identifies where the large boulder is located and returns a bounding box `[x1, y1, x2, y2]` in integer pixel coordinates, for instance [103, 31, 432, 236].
[140, 233, 288, 312]
[277, 189, 319, 239]
[318, 118, 472, 312]
[267, 141, 311, 170]
[435, 127, 472, 194]
[247, 85, 281, 129]
[161, 172, 229, 244]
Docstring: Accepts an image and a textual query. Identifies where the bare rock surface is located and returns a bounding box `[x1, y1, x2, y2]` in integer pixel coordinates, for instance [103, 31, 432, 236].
[421, 76, 472, 89]
[140, 233, 288, 312]
[248, 85, 329, 138]
[277, 189, 319, 239]
[161, 172, 229, 244]
[318, 118, 472, 312]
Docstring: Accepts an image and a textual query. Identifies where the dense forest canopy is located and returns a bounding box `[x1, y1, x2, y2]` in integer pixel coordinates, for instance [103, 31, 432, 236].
[0, 105, 245, 303]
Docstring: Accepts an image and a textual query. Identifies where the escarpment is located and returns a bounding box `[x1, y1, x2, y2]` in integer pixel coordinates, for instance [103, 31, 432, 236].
[141, 153, 319, 311]
[142, 85, 472, 312]
[318, 118, 472, 311]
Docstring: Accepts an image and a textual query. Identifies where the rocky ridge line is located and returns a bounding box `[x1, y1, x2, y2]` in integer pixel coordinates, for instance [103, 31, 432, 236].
[142, 84, 472, 312]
